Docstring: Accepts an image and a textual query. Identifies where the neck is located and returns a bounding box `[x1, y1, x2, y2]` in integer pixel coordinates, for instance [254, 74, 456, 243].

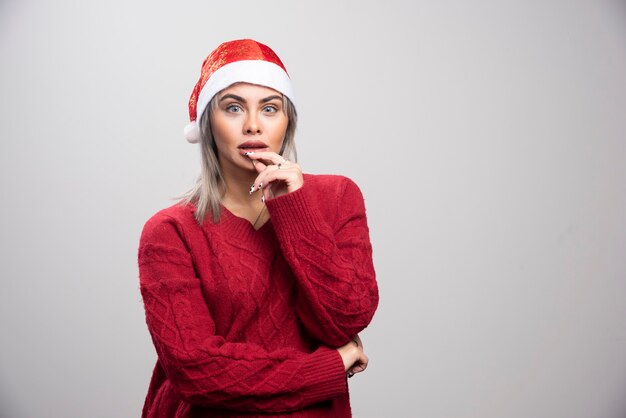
[220, 162, 261, 210]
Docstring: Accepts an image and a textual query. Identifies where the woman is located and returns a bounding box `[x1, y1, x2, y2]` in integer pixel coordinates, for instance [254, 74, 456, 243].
[138, 39, 379, 418]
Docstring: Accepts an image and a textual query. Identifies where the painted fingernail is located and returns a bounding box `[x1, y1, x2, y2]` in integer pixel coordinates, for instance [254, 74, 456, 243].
[244, 151, 254, 156]
[249, 184, 255, 194]
[261, 195, 265, 204]
[257, 182, 263, 191]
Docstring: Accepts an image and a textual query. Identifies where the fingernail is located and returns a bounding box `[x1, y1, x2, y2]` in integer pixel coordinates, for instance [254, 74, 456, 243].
[244, 151, 254, 156]
[261, 195, 265, 204]
[257, 182, 263, 190]
[249, 184, 255, 194]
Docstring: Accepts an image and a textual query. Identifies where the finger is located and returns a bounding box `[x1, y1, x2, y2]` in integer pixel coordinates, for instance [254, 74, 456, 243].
[245, 151, 288, 166]
[354, 334, 363, 349]
[254, 165, 290, 189]
[348, 360, 368, 376]
[251, 159, 267, 173]
[258, 182, 270, 203]
[351, 365, 366, 374]
[252, 167, 275, 194]
[352, 356, 369, 374]
[251, 162, 281, 194]
[243, 153, 268, 173]
[256, 167, 299, 194]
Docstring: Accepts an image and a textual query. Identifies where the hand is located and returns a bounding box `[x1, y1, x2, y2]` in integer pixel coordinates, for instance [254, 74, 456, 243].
[245, 151, 303, 201]
[337, 334, 368, 377]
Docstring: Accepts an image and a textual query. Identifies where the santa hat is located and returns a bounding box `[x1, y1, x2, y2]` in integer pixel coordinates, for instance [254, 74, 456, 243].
[184, 39, 296, 143]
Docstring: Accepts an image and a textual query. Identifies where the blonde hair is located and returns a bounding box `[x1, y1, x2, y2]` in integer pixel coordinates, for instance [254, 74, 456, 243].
[177, 94, 298, 225]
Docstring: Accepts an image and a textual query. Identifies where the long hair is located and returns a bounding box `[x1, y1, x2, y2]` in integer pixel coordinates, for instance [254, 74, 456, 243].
[177, 94, 298, 225]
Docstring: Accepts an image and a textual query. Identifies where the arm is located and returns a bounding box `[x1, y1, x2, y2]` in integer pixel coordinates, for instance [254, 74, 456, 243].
[266, 177, 379, 347]
[138, 214, 347, 412]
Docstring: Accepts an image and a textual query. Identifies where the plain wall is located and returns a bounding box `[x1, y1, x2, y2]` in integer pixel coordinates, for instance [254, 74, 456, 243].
[1, 1, 625, 417]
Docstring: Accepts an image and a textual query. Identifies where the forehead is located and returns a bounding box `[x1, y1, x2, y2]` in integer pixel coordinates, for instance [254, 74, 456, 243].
[218, 82, 282, 99]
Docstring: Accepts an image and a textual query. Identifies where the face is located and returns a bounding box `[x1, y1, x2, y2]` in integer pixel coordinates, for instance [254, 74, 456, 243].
[210, 83, 289, 174]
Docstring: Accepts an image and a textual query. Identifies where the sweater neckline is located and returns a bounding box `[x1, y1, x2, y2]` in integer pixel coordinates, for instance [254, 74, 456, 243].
[212, 205, 278, 261]
[220, 204, 273, 235]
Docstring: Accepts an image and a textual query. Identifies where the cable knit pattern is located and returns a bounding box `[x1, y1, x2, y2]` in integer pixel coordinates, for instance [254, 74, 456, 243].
[138, 174, 378, 418]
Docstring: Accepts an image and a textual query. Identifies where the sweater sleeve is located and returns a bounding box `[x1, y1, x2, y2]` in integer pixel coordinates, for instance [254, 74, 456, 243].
[265, 177, 379, 347]
[138, 214, 347, 412]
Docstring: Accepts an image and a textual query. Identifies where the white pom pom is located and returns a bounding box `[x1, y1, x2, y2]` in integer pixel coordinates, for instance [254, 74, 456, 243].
[184, 121, 201, 144]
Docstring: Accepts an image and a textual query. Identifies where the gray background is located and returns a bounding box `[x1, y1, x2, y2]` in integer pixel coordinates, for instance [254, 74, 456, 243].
[1, 1, 625, 417]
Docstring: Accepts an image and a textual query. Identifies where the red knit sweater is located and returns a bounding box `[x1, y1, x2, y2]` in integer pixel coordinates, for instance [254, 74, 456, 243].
[138, 174, 378, 417]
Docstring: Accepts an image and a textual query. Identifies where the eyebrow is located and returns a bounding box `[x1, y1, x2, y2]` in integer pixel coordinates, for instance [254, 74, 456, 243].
[219, 94, 283, 104]
[260, 95, 283, 103]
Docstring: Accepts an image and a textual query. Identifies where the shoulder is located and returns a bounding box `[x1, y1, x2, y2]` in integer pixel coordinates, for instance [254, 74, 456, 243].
[140, 202, 198, 246]
[300, 174, 367, 225]
[303, 173, 363, 196]
[303, 173, 365, 203]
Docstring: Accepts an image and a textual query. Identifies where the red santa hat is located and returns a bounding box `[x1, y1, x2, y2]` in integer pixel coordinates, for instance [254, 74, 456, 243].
[184, 39, 296, 143]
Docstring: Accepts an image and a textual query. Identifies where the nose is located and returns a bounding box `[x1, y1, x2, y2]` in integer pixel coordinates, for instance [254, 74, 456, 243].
[244, 113, 262, 135]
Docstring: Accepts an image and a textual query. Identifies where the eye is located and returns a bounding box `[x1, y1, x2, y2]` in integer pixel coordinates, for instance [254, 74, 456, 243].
[262, 105, 278, 113]
[226, 104, 242, 113]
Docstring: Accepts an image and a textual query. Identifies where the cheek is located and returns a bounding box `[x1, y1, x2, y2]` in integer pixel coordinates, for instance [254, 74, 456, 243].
[211, 117, 239, 147]
[268, 117, 289, 141]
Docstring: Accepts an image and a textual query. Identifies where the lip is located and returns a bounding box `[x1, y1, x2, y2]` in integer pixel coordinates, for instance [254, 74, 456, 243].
[238, 140, 269, 154]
